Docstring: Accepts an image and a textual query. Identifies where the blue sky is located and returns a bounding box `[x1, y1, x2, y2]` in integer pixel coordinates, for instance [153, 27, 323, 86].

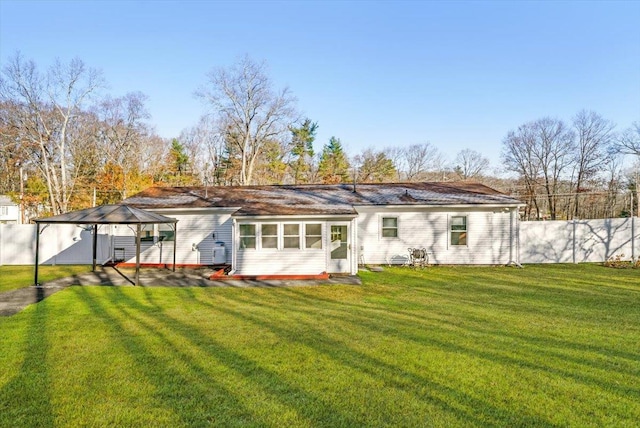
[1, 0, 639, 171]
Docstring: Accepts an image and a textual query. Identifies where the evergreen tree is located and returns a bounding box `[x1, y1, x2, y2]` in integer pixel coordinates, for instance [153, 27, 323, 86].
[164, 139, 197, 185]
[318, 137, 350, 184]
[288, 118, 318, 184]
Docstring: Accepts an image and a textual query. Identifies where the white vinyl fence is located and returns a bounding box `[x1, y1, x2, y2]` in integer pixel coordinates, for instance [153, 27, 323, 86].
[0, 224, 111, 266]
[1, 217, 638, 266]
[519, 217, 638, 263]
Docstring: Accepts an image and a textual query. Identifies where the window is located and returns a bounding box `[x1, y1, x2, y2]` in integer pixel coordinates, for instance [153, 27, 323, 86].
[158, 224, 175, 241]
[239, 224, 256, 249]
[140, 224, 154, 242]
[261, 224, 278, 249]
[283, 224, 300, 249]
[382, 217, 398, 238]
[0, 206, 7, 216]
[305, 223, 322, 249]
[450, 216, 467, 246]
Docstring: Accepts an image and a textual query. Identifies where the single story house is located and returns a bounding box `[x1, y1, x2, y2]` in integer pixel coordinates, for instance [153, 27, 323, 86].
[118, 182, 523, 276]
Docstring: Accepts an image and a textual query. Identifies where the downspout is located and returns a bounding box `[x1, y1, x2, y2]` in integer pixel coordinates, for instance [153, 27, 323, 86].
[510, 207, 523, 268]
[230, 218, 237, 275]
[172, 222, 177, 272]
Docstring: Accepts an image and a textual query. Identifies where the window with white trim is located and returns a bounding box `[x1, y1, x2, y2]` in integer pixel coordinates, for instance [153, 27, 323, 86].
[283, 224, 300, 249]
[261, 224, 278, 249]
[158, 223, 175, 241]
[239, 224, 256, 249]
[141, 224, 154, 242]
[450, 216, 467, 246]
[0, 206, 8, 216]
[305, 223, 322, 249]
[382, 217, 398, 238]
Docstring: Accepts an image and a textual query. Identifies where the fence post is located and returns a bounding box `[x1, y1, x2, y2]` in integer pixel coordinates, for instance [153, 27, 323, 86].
[632, 191, 636, 260]
[572, 218, 577, 264]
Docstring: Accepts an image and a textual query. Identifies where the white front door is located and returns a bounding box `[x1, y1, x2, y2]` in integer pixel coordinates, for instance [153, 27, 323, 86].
[328, 223, 350, 273]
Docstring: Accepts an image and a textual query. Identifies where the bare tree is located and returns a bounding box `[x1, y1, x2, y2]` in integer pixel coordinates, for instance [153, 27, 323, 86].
[402, 143, 444, 181]
[196, 56, 297, 185]
[534, 118, 575, 219]
[0, 53, 105, 214]
[502, 123, 542, 220]
[616, 121, 640, 156]
[453, 149, 490, 180]
[571, 110, 615, 217]
[602, 153, 625, 218]
[97, 92, 150, 199]
[179, 115, 228, 185]
[383, 146, 404, 181]
[0, 100, 30, 194]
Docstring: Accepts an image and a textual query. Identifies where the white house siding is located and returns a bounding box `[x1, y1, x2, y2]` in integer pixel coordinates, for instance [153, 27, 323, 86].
[233, 218, 358, 275]
[355, 207, 516, 265]
[114, 210, 233, 265]
[235, 248, 327, 276]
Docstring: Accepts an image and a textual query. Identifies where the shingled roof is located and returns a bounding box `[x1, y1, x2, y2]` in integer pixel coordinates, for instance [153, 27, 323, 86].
[123, 182, 522, 216]
[34, 204, 177, 224]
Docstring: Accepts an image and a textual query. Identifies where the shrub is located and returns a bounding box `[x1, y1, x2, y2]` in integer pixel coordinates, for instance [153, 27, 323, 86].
[604, 254, 640, 269]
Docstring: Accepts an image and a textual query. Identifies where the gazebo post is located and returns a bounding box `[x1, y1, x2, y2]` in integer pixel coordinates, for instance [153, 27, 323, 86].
[172, 223, 177, 272]
[34, 222, 40, 286]
[92, 224, 98, 272]
[135, 224, 141, 286]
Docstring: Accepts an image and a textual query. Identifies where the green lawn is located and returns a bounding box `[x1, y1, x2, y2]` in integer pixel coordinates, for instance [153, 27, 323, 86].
[0, 264, 638, 427]
[0, 265, 91, 292]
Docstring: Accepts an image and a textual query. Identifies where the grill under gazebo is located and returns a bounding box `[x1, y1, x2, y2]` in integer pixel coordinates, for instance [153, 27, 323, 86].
[33, 204, 178, 286]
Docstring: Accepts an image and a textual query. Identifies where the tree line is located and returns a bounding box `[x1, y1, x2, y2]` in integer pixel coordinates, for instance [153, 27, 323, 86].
[1, 53, 638, 221]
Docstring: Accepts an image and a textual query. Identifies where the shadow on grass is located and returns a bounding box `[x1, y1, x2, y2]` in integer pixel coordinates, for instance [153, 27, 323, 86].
[76, 287, 365, 426]
[0, 287, 54, 426]
[215, 284, 639, 419]
[75, 287, 259, 426]
[188, 290, 554, 426]
[283, 285, 640, 395]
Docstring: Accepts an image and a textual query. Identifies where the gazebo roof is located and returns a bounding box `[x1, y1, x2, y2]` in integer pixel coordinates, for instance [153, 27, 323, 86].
[34, 204, 177, 225]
